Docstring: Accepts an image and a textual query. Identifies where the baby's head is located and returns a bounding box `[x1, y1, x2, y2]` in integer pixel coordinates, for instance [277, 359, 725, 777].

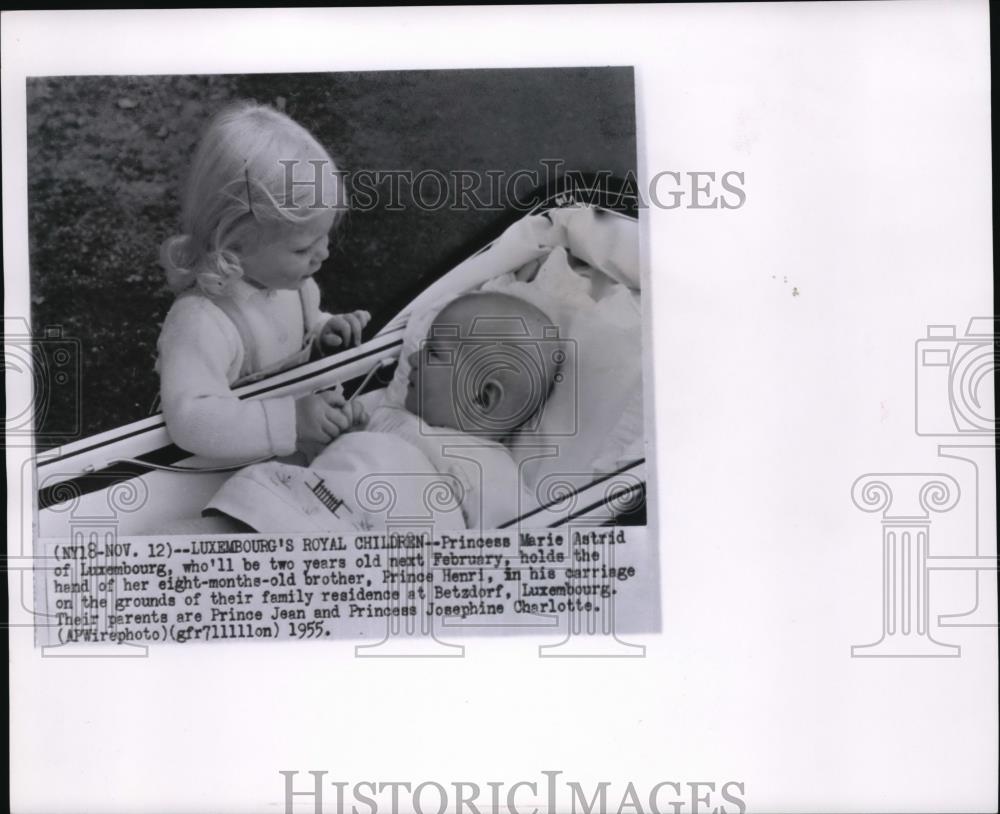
[161, 102, 344, 296]
[404, 291, 563, 438]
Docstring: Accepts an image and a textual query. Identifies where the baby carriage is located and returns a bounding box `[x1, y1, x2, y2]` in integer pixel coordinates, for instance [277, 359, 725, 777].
[34, 179, 648, 537]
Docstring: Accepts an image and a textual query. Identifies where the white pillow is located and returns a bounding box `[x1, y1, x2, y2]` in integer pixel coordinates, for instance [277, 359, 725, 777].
[507, 284, 643, 492]
[550, 205, 640, 290]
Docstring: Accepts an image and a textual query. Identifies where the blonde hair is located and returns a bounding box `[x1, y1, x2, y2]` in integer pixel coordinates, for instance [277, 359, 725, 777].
[160, 102, 344, 296]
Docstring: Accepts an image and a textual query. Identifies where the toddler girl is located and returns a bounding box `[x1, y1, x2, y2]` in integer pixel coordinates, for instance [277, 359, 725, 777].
[156, 102, 369, 462]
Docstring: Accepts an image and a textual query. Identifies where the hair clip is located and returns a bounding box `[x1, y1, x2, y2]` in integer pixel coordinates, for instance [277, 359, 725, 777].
[244, 165, 255, 218]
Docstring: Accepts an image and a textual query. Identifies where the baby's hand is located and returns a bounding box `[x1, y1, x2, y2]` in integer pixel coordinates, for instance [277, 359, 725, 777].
[319, 310, 371, 353]
[345, 399, 368, 429]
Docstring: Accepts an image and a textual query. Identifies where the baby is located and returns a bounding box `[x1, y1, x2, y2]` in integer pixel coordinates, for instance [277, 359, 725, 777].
[199, 290, 563, 532]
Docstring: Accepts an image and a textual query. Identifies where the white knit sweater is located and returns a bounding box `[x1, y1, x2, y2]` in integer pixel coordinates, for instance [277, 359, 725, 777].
[156, 278, 331, 461]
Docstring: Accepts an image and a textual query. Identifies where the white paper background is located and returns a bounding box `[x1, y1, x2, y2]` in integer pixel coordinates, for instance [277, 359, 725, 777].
[4, 4, 996, 813]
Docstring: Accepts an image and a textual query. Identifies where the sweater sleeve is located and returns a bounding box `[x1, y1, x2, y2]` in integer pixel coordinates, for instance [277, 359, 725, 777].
[300, 278, 333, 333]
[157, 296, 298, 461]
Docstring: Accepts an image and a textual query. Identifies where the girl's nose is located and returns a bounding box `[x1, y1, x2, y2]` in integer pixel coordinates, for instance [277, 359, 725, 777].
[315, 241, 329, 262]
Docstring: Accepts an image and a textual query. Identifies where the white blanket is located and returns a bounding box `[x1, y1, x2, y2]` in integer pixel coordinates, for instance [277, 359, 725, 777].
[205, 416, 527, 533]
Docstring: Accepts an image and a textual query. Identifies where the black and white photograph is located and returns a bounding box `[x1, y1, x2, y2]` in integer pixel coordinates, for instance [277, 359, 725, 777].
[4, 6, 996, 814]
[24, 67, 659, 643]
[27, 69, 648, 527]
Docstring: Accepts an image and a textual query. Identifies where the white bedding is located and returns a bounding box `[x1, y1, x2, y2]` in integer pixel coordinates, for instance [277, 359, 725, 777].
[206, 411, 532, 533]
[205, 430, 467, 533]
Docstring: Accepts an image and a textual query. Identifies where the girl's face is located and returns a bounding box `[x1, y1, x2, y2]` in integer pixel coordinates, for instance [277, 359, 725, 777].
[237, 209, 337, 290]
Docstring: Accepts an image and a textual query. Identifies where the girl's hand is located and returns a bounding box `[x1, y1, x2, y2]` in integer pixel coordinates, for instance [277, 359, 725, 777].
[295, 391, 351, 449]
[294, 391, 368, 453]
[319, 310, 371, 353]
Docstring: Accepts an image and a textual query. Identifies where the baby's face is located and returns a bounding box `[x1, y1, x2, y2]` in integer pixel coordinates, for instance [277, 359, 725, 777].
[403, 321, 462, 430]
[404, 294, 557, 435]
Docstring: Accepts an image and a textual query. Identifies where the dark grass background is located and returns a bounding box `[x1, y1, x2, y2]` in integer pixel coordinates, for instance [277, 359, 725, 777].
[27, 68, 636, 449]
